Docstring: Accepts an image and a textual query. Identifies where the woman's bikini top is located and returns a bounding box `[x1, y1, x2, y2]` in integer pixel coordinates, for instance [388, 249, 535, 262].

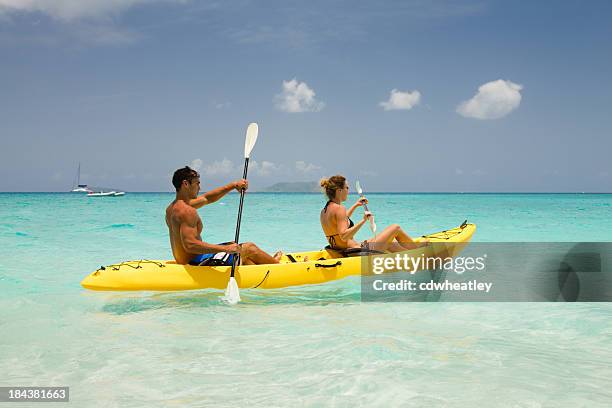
[323, 200, 354, 248]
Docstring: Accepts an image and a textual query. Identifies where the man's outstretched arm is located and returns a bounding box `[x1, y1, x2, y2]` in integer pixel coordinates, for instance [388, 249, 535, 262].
[189, 179, 247, 209]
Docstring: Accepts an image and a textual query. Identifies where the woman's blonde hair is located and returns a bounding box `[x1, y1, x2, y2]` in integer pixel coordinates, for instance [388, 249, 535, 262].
[320, 175, 346, 200]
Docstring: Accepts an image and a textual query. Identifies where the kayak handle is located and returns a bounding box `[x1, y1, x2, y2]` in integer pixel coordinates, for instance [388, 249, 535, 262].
[315, 261, 342, 268]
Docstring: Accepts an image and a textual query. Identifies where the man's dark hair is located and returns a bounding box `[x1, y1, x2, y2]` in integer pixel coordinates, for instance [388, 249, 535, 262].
[172, 166, 200, 190]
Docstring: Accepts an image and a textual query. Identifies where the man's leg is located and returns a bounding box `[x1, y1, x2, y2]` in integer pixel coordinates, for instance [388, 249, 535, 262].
[239, 242, 281, 265]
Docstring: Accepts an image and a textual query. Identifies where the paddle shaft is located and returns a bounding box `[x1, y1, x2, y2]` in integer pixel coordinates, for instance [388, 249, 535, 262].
[358, 193, 376, 233]
[230, 157, 249, 278]
[359, 194, 370, 212]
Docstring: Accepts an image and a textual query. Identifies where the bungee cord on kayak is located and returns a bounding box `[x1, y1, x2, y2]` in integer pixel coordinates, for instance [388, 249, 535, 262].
[96, 260, 166, 272]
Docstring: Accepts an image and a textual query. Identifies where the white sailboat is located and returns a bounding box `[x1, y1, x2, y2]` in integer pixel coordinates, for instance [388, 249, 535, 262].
[71, 163, 126, 196]
[70, 163, 91, 193]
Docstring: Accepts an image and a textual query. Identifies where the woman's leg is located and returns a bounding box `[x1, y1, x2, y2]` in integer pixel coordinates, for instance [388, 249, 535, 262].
[368, 224, 424, 252]
[367, 224, 402, 252]
[386, 242, 409, 252]
[391, 225, 424, 250]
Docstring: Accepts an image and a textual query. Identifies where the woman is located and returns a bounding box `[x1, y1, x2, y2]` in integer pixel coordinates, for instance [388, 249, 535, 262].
[319, 175, 426, 253]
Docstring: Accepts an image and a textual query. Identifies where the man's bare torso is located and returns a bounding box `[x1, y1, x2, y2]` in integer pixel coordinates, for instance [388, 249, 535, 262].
[165, 200, 202, 264]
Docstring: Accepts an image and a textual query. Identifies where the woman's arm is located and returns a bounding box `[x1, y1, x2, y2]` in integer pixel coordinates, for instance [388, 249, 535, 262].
[346, 197, 367, 218]
[335, 206, 367, 241]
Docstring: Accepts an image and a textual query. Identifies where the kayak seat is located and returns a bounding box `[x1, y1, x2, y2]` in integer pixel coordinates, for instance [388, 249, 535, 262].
[324, 245, 385, 258]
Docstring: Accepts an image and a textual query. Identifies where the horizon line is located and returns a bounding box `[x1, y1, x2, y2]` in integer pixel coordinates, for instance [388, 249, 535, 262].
[2, 191, 612, 195]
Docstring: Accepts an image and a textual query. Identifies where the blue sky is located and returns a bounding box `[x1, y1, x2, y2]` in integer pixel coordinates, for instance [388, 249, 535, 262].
[1, 0, 611, 192]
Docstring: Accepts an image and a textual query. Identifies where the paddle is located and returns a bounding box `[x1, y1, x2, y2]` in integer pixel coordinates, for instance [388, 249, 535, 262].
[222, 122, 258, 305]
[355, 180, 376, 234]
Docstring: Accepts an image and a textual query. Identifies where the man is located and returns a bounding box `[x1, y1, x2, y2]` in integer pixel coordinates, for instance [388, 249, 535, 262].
[166, 166, 282, 266]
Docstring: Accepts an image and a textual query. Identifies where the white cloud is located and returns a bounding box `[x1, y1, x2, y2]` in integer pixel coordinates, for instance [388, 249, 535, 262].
[189, 158, 203, 172]
[379, 89, 421, 111]
[275, 79, 325, 113]
[74, 23, 140, 45]
[214, 101, 231, 109]
[0, 0, 183, 46]
[295, 161, 321, 174]
[0, 0, 176, 22]
[251, 160, 280, 176]
[457, 79, 523, 120]
[360, 170, 378, 177]
[202, 158, 234, 176]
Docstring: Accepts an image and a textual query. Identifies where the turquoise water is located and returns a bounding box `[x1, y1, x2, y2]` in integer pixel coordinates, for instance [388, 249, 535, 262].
[2, 193, 612, 407]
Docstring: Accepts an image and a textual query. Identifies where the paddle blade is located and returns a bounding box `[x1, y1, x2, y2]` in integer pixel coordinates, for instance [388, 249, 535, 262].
[222, 277, 241, 305]
[244, 123, 259, 158]
[355, 180, 363, 195]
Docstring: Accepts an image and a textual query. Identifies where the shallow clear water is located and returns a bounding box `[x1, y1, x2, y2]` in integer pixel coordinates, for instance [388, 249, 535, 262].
[2, 193, 612, 407]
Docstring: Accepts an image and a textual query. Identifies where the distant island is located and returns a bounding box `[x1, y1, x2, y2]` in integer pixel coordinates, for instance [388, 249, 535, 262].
[259, 181, 320, 193]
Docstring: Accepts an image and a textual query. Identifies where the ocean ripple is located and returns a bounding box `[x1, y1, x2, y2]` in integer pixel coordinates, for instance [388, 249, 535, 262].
[105, 223, 135, 229]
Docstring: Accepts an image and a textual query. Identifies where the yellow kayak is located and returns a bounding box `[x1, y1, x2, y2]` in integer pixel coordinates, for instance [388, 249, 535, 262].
[81, 222, 476, 291]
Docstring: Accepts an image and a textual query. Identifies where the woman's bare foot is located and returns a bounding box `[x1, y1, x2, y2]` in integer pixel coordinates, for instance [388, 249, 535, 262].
[273, 251, 284, 262]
